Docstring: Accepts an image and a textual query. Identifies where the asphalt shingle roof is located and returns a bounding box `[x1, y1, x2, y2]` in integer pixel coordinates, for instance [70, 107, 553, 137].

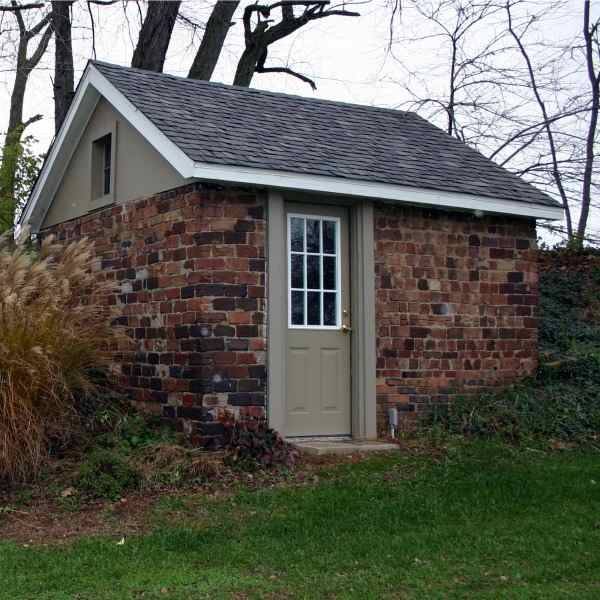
[93, 61, 558, 209]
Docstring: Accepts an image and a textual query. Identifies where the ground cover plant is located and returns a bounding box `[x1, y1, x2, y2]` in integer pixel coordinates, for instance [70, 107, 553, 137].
[1, 441, 599, 599]
[538, 246, 600, 358]
[427, 354, 600, 445]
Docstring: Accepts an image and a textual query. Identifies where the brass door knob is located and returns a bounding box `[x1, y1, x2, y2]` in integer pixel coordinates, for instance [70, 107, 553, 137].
[342, 310, 352, 334]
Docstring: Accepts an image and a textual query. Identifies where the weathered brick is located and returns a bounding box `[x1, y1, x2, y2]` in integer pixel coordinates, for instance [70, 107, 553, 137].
[43, 182, 267, 448]
[375, 203, 537, 435]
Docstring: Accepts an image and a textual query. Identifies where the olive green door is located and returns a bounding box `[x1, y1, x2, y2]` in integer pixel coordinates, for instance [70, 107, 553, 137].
[285, 204, 351, 437]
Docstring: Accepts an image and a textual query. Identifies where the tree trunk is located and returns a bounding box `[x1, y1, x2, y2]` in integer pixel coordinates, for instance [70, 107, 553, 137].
[131, 0, 181, 72]
[1, 65, 29, 228]
[233, 45, 264, 87]
[188, 1, 239, 81]
[51, 1, 74, 134]
[577, 0, 599, 244]
[0, 9, 53, 231]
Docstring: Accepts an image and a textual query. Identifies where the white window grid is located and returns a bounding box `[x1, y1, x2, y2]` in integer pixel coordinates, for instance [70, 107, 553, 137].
[287, 213, 342, 330]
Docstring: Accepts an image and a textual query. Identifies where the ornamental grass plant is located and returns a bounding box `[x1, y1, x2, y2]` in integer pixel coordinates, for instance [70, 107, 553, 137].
[0, 229, 118, 482]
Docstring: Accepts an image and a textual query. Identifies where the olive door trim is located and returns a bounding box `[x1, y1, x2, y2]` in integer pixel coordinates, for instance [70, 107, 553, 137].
[267, 190, 377, 439]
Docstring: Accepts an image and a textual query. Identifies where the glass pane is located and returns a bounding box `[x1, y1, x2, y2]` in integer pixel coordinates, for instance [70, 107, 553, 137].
[103, 167, 111, 195]
[323, 220, 336, 254]
[306, 219, 320, 253]
[307, 291, 321, 326]
[103, 135, 111, 166]
[290, 217, 304, 252]
[323, 293, 337, 326]
[307, 255, 320, 290]
[291, 291, 304, 325]
[291, 254, 304, 289]
[323, 256, 336, 290]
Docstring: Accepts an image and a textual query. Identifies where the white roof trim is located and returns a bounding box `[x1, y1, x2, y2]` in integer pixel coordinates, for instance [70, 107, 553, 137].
[190, 162, 563, 220]
[23, 63, 563, 233]
[22, 63, 195, 233]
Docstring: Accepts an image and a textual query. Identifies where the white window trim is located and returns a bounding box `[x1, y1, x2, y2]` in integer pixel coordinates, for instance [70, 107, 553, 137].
[287, 213, 342, 330]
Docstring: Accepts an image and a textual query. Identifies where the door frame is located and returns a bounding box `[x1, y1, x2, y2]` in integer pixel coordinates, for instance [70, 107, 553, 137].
[267, 190, 377, 439]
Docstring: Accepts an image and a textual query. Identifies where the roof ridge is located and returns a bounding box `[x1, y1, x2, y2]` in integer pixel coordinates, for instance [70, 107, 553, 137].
[90, 59, 414, 119]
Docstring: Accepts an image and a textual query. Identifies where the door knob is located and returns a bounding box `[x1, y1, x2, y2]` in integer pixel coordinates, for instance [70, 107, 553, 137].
[342, 309, 352, 334]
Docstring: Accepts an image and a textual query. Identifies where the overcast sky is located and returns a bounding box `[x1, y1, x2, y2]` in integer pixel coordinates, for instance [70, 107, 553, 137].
[0, 0, 594, 242]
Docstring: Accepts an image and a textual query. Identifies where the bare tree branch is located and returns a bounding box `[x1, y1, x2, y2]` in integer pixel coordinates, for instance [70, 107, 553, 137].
[233, 0, 359, 88]
[0, 2, 43, 11]
[506, 0, 573, 237]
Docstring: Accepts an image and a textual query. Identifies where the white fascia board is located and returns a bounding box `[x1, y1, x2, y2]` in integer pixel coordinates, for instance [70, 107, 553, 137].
[22, 64, 99, 232]
[86, 66, 195, 178]
[191, 162, 564, 220]
[24, 63, 196, 233]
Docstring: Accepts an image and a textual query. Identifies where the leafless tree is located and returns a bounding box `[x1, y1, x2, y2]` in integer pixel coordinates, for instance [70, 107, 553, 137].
[131, 0, 361, 90]
[390, 1, 509, 142]
[233, 1, 359, 89]
[505, 0, 599, 244]
[388, 0, 600, 245]
[0, 2, 43, 11]
[0, 1, 53, 230]
[578, 0, 599, 242]
[0, 0, 366, 229]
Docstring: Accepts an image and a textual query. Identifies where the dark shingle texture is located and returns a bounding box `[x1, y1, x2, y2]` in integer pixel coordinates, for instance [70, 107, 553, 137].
[93, 61, 558, 208]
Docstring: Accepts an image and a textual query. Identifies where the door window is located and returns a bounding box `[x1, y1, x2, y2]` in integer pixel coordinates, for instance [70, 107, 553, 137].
[288, 214, 340, 329]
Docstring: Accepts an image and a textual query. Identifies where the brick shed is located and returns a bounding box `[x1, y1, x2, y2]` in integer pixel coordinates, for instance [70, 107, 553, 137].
[21, 61, 562, 444]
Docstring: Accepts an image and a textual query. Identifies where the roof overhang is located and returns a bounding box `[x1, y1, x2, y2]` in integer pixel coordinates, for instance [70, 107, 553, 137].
[22, 63, 563, 234]
[190, 162, 563, 220]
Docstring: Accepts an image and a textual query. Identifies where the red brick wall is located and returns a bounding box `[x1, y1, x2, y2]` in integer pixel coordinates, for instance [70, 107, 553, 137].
[45, 185, 540, 442]
[43, 183, 266, 446]
[374, 204, 538, 432]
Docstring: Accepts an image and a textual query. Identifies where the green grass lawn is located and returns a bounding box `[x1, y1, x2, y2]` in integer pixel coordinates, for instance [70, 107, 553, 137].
[2, 441, 600, 599]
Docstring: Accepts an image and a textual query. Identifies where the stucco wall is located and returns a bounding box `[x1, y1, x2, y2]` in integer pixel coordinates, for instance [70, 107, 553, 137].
[374, 204, 538, 433]
[42, 98, 184, 228]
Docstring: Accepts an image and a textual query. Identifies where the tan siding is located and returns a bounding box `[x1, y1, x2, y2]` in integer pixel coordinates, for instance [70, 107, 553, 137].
[42, 98, 184, 228]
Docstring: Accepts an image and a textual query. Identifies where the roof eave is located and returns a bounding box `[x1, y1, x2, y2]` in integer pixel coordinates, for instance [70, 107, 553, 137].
[190, 161, 563, 220]
[23, 62, 563, 234]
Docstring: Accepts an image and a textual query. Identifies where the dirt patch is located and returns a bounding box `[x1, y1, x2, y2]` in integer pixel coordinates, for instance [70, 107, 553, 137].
[0, 452, 376, 546]
[0, 492, 156, 546]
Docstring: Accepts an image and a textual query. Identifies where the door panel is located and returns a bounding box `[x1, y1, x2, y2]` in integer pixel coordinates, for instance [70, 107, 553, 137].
[285, 203, 351, 437]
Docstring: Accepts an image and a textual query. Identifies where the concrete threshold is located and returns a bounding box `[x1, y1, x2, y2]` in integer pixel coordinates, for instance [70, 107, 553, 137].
[288, 437, 398, 456]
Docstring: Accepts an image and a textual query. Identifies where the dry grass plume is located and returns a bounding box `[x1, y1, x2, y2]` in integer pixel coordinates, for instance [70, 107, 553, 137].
[0, 228, 119, 482]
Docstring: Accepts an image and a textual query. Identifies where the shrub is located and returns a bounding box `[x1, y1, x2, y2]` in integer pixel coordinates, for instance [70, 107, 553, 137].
[76, 448, 139, 499]
[538, 249, 600, 356]
[0, 230, 120, 482]
[427, 355, 600, 444]
[135, 443, 223, 489]
[221, 415, 299, 470]
[539, 270, 600, 355]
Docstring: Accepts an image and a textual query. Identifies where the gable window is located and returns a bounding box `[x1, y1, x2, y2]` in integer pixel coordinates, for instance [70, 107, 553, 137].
[92, 134, 112, 199]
